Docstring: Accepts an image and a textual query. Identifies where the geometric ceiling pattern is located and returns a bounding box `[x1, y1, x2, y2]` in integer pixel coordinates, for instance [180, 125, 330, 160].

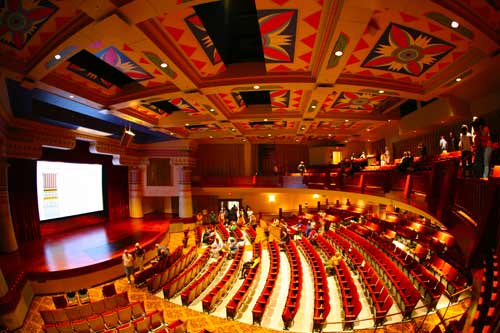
[0, 0, 498, 144]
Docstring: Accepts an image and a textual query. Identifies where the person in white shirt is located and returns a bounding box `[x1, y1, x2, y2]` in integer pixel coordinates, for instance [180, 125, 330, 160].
[459, 124, 473, 177]
[439, 135, 448, 153]
[122, 249, 135, 284]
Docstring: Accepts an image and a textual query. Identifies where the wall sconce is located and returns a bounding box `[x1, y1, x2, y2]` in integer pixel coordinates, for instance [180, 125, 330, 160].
[268, 194, 276, 203]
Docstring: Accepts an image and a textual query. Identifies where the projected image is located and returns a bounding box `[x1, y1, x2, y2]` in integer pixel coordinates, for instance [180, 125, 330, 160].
[37, 161, 103, 221]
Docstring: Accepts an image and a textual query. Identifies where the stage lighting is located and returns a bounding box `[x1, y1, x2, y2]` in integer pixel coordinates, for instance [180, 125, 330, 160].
[120, 126, 135, 147]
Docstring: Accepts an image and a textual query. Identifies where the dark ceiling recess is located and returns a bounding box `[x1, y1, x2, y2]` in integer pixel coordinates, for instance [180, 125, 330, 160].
[240, 90, 271, 105]
[194, 0, 265, 69]
[249, 121, 273, 127]
[68, 50, 136, 88]
[151, 100, 180, 114]
[400, 98, 438, 117]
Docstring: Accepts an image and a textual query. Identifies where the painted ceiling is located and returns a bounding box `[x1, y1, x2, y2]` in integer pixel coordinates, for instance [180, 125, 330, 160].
[0, 0, 498, 144]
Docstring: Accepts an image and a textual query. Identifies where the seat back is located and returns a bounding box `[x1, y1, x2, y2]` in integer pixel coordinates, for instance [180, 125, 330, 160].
[87, 314, 106, 332]
[102, 311, 119, 329]
[102, 283, 117, 298]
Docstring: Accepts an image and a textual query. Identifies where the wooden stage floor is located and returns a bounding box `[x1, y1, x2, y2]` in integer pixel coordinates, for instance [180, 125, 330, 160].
[0, 216, 169, 284]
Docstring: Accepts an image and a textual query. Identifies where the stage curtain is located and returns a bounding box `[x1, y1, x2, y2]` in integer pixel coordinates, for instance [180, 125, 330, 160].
[8, 159, 41, 243]
[106, 165, 129, 222]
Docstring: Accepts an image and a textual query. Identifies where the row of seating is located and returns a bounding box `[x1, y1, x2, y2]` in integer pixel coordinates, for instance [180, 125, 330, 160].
[282, 241, 303, 330]
[202, 247, 244, 312]
[316, 234, 363, 328]
[338, 227, 420, 318]
[180, 253, 227, 306]
[252, 240, 280, 325]
[366, 231, 444, 309]
[297, 237, 331, 332]
[472, 250, 499, 333]
[163, 247, 211, 299]
[216, 223, 229, 242]
[147, 246, 197, 293]
[43, 300, 145, 332]
[134, 246, 183, 287]
[428, 255, 468, 298]
[226, 243, 262, 319]
[324, 231, 391, 327]
[246, 226, 256, 243]
[40, 292, 130, 325]
[232, 226, 244, 240]
[102, 318, 187, 333]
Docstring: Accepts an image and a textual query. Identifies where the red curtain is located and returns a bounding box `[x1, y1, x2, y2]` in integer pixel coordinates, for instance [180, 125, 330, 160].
[194, 144, 245, 176]
[106, 165, 129, 221]
[8, 159, 41, 243]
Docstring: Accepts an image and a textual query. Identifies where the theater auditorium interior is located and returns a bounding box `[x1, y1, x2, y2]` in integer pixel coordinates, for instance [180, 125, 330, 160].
[0, 0, 499, 332]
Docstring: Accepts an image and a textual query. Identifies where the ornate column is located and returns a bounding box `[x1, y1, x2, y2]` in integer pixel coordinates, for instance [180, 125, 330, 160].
[128, 166, 144, 218]
[172, 157, 195, 218]
[0, 158, 18, 253]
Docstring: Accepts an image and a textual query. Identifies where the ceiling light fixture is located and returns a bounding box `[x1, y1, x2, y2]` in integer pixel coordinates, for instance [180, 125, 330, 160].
[264, 118, 268, 121]
[328, 134, 332, 137]
[209, 108, 215, 112]
[54, 54, 61, 60]
[69, 95, 74, 99]
[209, 136, 213, 139]
[253, 85, 260, 90]
[160, 63, 168, 68]
[185, 123, 190, 126]
[345, 119, 349, 122]
[455, 77, 462, 82]
[296, 139, 300, 142]
[451, 21, 459, 29]
[334, 50, 343, 56]
[268, 133, 272, 137]
[388, 119, 391, 122]
[378, 90, 385, 94]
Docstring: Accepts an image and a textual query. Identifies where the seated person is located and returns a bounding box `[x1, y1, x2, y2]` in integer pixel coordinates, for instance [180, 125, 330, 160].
[325, 252, 342, 275]
[308, 228, 319, 245]
[155, 243, 169, 260]
[228, 237, 238, 259]
[210, 238, 222, 257]
[202, 227, 215, 244]
[240, 256, 261, 279]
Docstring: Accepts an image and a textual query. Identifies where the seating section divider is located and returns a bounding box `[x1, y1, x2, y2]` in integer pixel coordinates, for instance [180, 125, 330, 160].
[226, 243, 263, 319]
[134, 246, 183, 287]
[337, 227, 420, 317]
[281, 241, 303, 330]
[181, 253, 227, 306]
[202, 248, 244, 312]
[42, 300, 148, 332]
[147, 246, 197, 293]
[216, 223, 229, 242]
[361, 229, 444, 309]
[252, 240, 280, 325]
[40, 292, 129, 325]
[316, 235, 365, 328]
[297, 237, 330, 332]
[163, 247, 211, 299]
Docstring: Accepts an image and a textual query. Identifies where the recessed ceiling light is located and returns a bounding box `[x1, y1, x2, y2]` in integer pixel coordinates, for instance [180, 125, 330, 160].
[388, 119, 391, 122]
[160, 63, 168, 68]
[253, 85, 260, 90]
[344, 140, 349, 143]
[311, 105, 316, 109]
[209, 136, 213, 139]
[268, 133, 272, 137]
[451, 21, 459, 29]
[69, 95, 74, 99]
[264, 118, 268, 121]
[301, 127, 305, 130]
[455, 77, 462, 82]
[414, 130, 417, 133]
[345, 119, 349, 122]
[209, 108, 215, 112]
[328, 134, 332, 137]
[170, 132, 174, 135]
[335, 50, 343, 56]
[242, 139, 246, 142]
[296, 139, 300, 142]
[366, 128, 371, 131]
[378, 90, 385, 94]
[367, 139, 371, 142]
[185, 123, 189, 126]
[54, 54, 61, 60]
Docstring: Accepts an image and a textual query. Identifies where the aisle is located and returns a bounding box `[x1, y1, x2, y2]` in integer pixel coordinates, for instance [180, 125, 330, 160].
[290, 249, 315, 332]
[261, 251, 290, 330]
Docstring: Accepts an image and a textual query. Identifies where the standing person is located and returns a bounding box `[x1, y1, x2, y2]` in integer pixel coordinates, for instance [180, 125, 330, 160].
[449, 132, 457, 152]
[273, 163, 280, 176]
[472, 117, 484, 178]
[134, 242, 145, 272]
[297, 161, 306, 175]
[459, 125, 473, 177]
[439, 135, 448, 153]
[384, 146, 391, 165]
[480, 119, 497, 179]
[122, 249, 134, 284]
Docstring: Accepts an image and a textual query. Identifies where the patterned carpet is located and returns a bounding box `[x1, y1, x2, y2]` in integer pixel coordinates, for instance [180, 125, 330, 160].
[15, 228, 470, 333]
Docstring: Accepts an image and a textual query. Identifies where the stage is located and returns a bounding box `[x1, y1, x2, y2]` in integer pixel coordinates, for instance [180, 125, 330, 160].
[0, 215, 170, 294]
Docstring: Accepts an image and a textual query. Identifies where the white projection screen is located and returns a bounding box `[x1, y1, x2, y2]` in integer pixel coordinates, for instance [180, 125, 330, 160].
[37, 161, 104, 221]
